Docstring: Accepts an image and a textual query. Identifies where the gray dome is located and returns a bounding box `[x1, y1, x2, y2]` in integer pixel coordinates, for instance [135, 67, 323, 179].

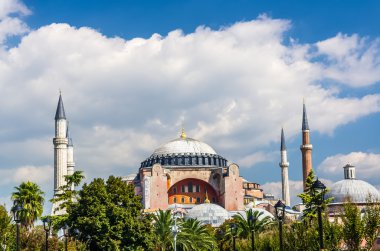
[152, 137, 217, 156]
[326, 179, 380, 204]
[185, 203, 229, 227]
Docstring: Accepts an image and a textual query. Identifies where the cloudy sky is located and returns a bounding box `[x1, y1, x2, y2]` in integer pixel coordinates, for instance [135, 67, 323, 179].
[1, 0, 380, 213]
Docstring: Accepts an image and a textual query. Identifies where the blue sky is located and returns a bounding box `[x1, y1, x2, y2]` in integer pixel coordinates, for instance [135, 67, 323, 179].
[1, 0, 380, 211]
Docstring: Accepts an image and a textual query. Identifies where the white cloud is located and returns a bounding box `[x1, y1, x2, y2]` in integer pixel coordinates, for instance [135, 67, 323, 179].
[238, 151, 276, 168]
[0, 9, 379, 204]
[0, 0, 29, 44]
[318, 152, 380, 183]
[315, 33, 380, 87]
[0, 165, 53, 186]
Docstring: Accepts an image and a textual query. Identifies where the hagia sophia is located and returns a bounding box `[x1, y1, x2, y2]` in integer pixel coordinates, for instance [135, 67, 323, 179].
[51, 94, 380, 223]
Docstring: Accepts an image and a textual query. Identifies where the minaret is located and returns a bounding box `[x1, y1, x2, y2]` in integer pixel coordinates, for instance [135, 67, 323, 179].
[66, 123, 75, 191]
[52, 94, 68, 215]
[279, 128, 290, 206]
[300, 101, 313, 191]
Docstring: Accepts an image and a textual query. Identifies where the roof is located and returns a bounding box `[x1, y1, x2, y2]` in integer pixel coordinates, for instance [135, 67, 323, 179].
[185, 203, 229, 227]
[326, 179, 380, 204]
[55, 94, 66, 120]
[302, 102, 309, 131]
[151, 137, 217, 157]
[281, 128, 286, 151]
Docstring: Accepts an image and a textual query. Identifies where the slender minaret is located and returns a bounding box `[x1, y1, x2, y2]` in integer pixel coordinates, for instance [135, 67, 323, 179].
[300, 101, 313, 191]
[66, 123, 75, 191]
[52, 94, 68, 215]
[279, 128, 290, 206]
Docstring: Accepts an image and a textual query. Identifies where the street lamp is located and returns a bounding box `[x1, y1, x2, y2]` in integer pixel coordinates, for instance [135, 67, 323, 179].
[248, 214, 257, 251]
[63, 224, 69, 251]
[12, 200, 22, 251]
[230, 223, 237, 251]
[311, 178, 326, 250]
[42, 217, 52, 251]
[274, 200, 286, 251]
[171, 211, 181, 251]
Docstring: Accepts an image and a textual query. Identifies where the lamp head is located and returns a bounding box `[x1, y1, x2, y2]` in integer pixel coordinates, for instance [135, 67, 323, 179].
[274, 200, 286, 220]
[230, 222, 237, 236]
[42, 217, 52, 232]
[12, 200, 23, 223]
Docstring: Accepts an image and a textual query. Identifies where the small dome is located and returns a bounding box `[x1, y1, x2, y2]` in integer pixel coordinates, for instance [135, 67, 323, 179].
[185, 203, 229, 227]
[326, 179, 380, 204]
[152, 137, 217, 156]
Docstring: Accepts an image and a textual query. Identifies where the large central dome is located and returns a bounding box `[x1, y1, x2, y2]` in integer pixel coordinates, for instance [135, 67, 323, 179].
[140, 130, 227, 168]
[152, 137, 217, 156]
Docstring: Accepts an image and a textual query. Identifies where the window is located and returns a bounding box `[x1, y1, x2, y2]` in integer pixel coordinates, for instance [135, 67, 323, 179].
[196, 185, 200, 192]
[181, 185, 185, 193]
[212, 197, 216, 203]
[181, 197, 185, 203]
[189, 197, 193, 203]
[174, 197, 177, 203]
[196, 197, 201, 204]
[188, 182, 193, 192]
[173, 187, 177, 193]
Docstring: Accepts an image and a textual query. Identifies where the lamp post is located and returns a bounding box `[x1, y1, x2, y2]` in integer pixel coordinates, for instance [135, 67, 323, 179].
[63, 224, 69, 251]
[248, 214, 257, 251]
[12, 200, 22, 251]
[42, 217, 52, 251]
[171, 211, 181, 251]
[275, 200, 286, 251]
[311, 179, 326, 250]
[230, 223, 237, 251]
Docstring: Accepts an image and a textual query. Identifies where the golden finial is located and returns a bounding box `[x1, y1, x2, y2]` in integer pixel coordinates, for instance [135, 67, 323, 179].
[204, 191, 210, 204]
[180, 127, 187, 139]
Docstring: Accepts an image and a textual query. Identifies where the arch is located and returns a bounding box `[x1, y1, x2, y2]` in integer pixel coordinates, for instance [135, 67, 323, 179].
[168, 178, 219, 206]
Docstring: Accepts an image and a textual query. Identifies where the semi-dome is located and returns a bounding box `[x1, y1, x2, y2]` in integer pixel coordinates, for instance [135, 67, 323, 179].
[140, 130, 228, 168]
[185, 203, 229, 227]
[325, 164, 380, 204]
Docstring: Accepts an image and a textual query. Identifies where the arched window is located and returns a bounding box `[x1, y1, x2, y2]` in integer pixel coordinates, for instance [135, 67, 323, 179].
[174, 197, 177, 203]
[188, 182, 193, 192]
[181, 197, 185, 203]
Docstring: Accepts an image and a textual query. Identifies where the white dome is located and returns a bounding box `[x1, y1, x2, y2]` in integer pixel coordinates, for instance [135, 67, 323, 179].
[151, 137, 217, 157]
[326, 179, 380, 204]
[185, 203, 229, 227]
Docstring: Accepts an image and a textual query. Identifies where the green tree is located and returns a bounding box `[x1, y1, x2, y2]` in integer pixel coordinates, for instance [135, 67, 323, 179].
[341, 201, 364, 251]
[179, 218, 216, 250]
[11, 181, 45, 229]
[297, 170, 332, 220]
[363, 197, 380, 250]
[67, 176, 155, 250]
[0, 204, 12, 250]
[152, 210, 174, 251]
[232, 209, 273, 249]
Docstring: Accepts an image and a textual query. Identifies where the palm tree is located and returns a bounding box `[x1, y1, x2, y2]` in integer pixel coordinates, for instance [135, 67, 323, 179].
[153, 209, 174, 251]
[232, 209, 273, 249]
[11, 181, 45, 229]
[179, 218, 217, 251]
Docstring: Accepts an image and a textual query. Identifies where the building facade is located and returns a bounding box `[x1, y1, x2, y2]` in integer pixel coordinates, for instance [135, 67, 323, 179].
[126, 130, 263, 211]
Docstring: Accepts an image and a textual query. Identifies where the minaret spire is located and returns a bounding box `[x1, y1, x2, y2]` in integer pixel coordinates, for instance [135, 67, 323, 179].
[300, 101, 313, 191]
[52, 93, 68, 215]
[279, 128, 290, 206]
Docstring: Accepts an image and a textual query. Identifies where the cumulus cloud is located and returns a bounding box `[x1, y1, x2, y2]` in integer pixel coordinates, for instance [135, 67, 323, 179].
[315, 33, 380, 87]
[0, 0, 30, 44]
[0, 7, 379, 205]
[0, 165, 52, 186]
[318, 152, 380, 183]
[238, 151, 276, 168]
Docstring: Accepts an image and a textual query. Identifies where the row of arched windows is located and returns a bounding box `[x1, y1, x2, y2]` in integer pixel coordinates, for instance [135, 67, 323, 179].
[141, 154, 227, 168]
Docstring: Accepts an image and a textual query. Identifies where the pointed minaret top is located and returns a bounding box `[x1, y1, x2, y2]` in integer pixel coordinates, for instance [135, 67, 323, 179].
[302, 102, 309, 131]
[67, 122, 73, 146]
[281, 128, 286, 151]
[55, 94, 66, 120]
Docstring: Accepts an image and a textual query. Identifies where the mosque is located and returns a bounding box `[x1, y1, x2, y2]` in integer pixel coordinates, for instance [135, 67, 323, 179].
[51, 94, 380, 222]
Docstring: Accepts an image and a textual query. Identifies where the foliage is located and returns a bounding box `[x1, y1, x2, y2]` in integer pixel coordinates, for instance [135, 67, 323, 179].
[297, 170, 332, 219]
[0, 205, 13, 251]
[341, 201, 364, 251]
[67, 175, 155, 250]
[152, 209, 174, 251]
[11, 181, 45, 229]
[323, 217, 343, 251]
[179, 218, 217, 250]
[362, 197, 380, 250]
